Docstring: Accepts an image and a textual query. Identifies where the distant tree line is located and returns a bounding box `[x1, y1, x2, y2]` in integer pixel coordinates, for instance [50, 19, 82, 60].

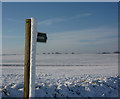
[41, 52, 75, 54]
[36, 51, 120, 55]
[97, 51, 120, 54]
[2, 51, 120, 56]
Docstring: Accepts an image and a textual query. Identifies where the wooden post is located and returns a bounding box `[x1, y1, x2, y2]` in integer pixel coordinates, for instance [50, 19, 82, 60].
[24, 19, 31, 98]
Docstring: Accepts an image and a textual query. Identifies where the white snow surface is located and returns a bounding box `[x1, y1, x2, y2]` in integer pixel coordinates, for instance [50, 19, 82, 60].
[1, 54, 119, 98]
[29, 17, 37, 97]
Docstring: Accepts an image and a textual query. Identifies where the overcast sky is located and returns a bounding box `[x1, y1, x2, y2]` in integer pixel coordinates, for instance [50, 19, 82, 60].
[2, 2, 118, 54]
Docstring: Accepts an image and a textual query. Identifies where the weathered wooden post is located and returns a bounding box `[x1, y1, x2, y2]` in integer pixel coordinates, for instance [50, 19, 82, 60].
[24, 17, 47, 98]
[24, 19, 31, 98]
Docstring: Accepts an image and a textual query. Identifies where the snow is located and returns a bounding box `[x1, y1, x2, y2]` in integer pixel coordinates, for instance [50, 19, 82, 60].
[29, 17, 37, 97]
[0, 54, 119, 98]
[2, 54, 118, 66]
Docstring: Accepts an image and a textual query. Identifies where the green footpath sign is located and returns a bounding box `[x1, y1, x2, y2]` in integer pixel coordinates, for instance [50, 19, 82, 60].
[37, 32, 47, 43]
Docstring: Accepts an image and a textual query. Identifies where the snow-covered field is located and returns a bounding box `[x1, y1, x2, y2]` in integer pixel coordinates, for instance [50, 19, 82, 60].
[0, 54, 119, 98]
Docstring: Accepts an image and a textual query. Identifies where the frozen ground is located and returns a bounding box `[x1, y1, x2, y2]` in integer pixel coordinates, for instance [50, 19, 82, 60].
[0, 54, 119, 98]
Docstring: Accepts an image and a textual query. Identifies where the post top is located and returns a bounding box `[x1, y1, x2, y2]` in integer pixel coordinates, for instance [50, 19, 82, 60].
[26, 19, 31, 23]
